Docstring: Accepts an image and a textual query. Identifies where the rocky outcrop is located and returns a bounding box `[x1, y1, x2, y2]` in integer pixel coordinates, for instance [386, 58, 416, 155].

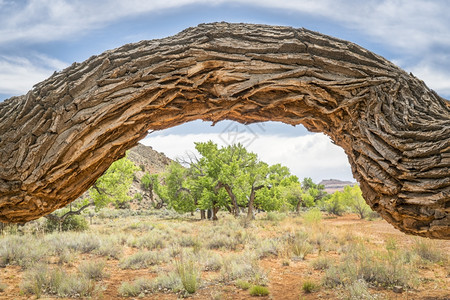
[0, 23, 449, 239]
[127, 143, 172, 174]
[319, 179, 356, 194]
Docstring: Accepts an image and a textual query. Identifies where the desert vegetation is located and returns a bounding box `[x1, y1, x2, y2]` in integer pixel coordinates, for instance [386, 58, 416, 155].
[0, 142, 449, 299]
[0, 209, 449, 299]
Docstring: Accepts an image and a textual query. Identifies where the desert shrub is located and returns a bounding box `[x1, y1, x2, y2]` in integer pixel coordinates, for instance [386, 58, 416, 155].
[177, 235, 202, 248]
[206, 233, 239, 250]
[290, 239, 313, 260]
[279, 231, 314, 260]
[132, 232, 166, 250]
[134, 192, 143, 202]
[303, 208, 322, 225]
[200, 250, 223, 271]
[346, 279, 377, 299]
[20, 264, 54, 297]
[412, 239, 447, 264]
[58, 249, 75, 265]
[311, 256, 332, 270]
[249, 285, 269, 296]
[45, 214, 89, 232]
[265, 211, 286, 222]
[20, 264, 98, 298]
[96, 240, 123, 259]
[252, 239, 279, 259]
[0, 236, 48, 269]
[175, 256, 200, 294]
[118, 281, 140, 297]
[119, 251, 168, 269]
[151, 272, 182, 293]
[66, 233, 102, 253]
[236, 280, 251, 290]
[118, 277, 153, 297]
[367, 211, 380, 220]
[309, 230, 335, 252]
[0, 279, 6, 292]
[78, 260, 107, 280]
[57, 274, 97, 297]
[302, 280, 319, 293]
[324, 194, 345, 216]
[323, 243, 414, 289]
[221, 254, 267, 285]
[126, 221, 155, 232]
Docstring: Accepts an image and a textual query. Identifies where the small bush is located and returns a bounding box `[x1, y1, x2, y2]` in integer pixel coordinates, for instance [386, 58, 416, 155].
[221, 254, 267, 285]
[0, 236, 48, 269]
[20, 264, 98, 298]
[45, 214, 89, 232]
[175, 256, 199, 294]
[119, 251, 167, 269]
[118, 281, 140, 297]
[323, 243, 414, 289]
[265, 212, 286, 222]
[133, 233, 166, 250]
[0, 280, 7, 292]
[78, 260, 107, 280]
[367, 211, 380, 220]
[57, 275, 97, 297]
[236, 280, 251, 290]
[412, 239, 446, 264]
[118, 277, 153, 297]
[96, 241, 123, 259]
[324, 195, 345, 216]
[207, 234, 239, 250]
[249, 285, 269, 296]
[67, 233, 101, 253]
[347, 279, 377, 299]
[303, 208, 322, 226]
[20, 264, 54, 297]
[311, 256, 332, 270]
[134, 192, 143, 201]
[151, 272, 182, 293]
[252, 239, 279, 259]
[302, 280, 319, 293]
[291, 239, 313, 260]
[177, 235, 202, 249]
[200, 250, 222, 271]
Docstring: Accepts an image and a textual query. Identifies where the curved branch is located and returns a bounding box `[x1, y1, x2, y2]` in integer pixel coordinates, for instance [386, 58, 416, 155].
[0, 22, 448, 239]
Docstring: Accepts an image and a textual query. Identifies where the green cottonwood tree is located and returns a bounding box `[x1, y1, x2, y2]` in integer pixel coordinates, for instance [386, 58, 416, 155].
[341, 185, 371, 219]
[89, 156, 140, 209]
[45, 156, 139, 229]
[256, 164, 302, 213]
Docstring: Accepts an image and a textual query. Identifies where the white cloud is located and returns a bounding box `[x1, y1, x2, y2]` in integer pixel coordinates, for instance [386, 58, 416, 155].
[407, 58, 450, 97]
[245, 0, 450, 53]
[1, 1, 448, 98]
[0, 54, 68, 95]
[0, 0, 212, 44]
[1, 0, 448, 54]
[141, 132, 354, 183]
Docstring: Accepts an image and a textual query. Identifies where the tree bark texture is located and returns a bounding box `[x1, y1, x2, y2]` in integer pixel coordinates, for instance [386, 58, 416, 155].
[0, 23, 449, 239]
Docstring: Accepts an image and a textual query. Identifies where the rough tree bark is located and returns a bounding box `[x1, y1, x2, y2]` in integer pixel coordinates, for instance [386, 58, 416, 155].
[0, 23, 448, 239]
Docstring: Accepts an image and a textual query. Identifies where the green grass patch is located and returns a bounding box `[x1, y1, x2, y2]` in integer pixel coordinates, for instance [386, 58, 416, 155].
[249, 285, 269, 296]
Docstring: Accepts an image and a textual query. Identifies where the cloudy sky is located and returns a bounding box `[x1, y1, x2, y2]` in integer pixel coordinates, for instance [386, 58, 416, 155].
[1, 0, 449, 182]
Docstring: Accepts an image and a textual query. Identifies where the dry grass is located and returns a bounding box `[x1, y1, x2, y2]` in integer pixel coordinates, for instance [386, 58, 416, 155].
[0, 209, 448, 299]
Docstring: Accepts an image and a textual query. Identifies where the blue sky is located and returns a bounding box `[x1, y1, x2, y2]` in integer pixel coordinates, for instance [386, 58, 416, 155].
[1, 0, 449, 182]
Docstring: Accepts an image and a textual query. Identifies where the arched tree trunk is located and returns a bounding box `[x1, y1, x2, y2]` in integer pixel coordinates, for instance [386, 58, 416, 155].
[0, 23, 448, 239]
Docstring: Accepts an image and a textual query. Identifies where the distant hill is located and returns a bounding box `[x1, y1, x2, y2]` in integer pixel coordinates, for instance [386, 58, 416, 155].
[127, 143, 172, 174]
[319, 179, 356, 194]
[127, 143, 173, 209]
[76, 143, 173, 210]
